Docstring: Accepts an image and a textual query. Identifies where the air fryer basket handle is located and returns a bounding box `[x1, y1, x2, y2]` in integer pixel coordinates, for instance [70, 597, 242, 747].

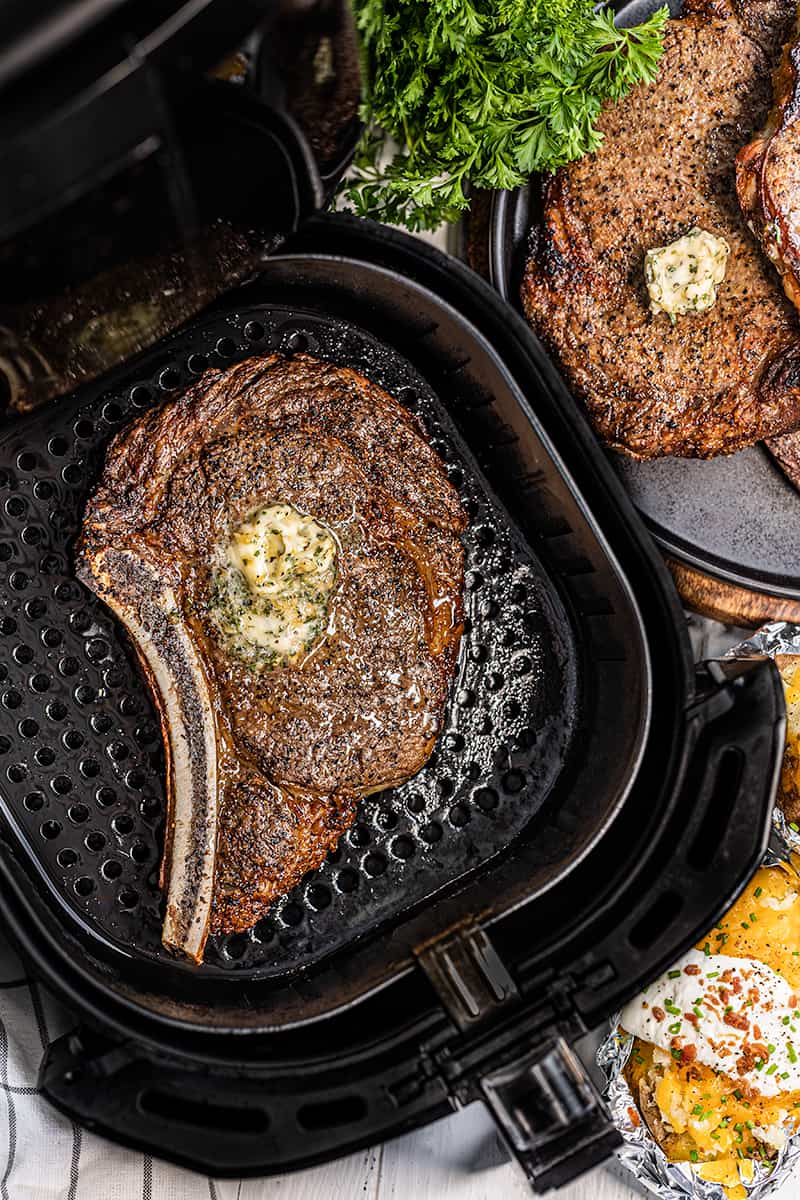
[480, 1036, 622, 1192]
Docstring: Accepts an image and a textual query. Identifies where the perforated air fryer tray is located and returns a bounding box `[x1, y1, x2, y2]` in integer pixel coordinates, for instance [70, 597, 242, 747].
[0, 300, 578, 977]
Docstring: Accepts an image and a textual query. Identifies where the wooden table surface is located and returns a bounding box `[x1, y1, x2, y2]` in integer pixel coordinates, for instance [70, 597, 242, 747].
[203, 1104, 798, 1200]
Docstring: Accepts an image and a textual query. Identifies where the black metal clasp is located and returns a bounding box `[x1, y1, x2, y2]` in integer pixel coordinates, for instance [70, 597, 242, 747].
[482, 1036, 621, 1192]
[417, 923, 620, 1193]
[416, 923, 519, 1030]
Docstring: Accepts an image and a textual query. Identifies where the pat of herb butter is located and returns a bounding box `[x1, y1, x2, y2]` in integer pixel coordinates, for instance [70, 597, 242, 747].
[644, 228, 730, 322]
[210, 503, 337, 670]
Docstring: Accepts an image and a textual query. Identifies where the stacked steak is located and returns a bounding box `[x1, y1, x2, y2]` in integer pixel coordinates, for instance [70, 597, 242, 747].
[522, 0, 800, 461]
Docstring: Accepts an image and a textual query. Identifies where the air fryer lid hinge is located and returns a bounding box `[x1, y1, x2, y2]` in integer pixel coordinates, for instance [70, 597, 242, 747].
[416, 925, 620, 1192]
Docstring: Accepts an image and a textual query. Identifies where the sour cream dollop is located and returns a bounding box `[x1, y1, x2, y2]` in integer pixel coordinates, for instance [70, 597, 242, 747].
[621, 948, 800, 1098]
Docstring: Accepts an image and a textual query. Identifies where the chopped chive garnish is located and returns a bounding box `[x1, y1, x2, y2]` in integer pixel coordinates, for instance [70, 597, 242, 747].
[755, 887, 763, 898]
[668, 969, 681, 979]
[768, 1044, 776, 1054]
[690, 1150, 698, 1163]
[767, 1063, 778, 1075]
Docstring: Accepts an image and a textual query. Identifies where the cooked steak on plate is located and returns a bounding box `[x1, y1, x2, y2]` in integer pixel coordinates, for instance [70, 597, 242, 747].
[522, 0, 800, 460]
[76, 353, 466, 962]
[738, 16, 800, 492]
[766, 429, 800, 488]
[737, 14, 800, 312]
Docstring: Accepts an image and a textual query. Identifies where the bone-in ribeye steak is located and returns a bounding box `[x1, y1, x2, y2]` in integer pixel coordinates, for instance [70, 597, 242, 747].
[77, 353, 466, 962]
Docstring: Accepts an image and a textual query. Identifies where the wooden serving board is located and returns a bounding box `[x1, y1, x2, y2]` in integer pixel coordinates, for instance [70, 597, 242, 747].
[666, 559, 800, 628]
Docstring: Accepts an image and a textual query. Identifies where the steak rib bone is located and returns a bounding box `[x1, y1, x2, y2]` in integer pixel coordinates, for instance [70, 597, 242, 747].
[80, 547, 218, 963]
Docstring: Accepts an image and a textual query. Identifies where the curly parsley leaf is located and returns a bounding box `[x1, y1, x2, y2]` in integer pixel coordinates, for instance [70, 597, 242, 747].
[343, 0, 668, 231]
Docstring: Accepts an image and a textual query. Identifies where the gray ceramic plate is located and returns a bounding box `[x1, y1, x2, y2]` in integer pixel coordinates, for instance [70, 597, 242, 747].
[488, 0, 800, 599]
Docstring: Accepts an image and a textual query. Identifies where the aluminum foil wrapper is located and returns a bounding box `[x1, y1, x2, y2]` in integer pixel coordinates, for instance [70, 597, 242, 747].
[597, 1015, 800, 1200]
[599, 790, 800, 1196]
[724, 622, 800, 853]
[724, 622, 800, 661]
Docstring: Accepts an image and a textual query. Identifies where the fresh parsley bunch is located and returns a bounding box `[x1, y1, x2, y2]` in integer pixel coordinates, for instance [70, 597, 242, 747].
[344, 0, 668, 230]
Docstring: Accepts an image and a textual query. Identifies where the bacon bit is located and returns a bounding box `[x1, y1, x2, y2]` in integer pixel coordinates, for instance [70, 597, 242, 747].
[754, 1025, 763, 1041]
[737, 1050, 756, 1076]
[687, 1064, 701, 1079]
[627, 1107, 641, 1128]
[732, 978, 743, 995]
[652, 1006, 666, 1022]
[685, 1013, 699, 1028]
[684, 964, 701, 976]
[747, 988, 760, 1006]
[720, 987, 731, 1003]
[724, 1010, 750, 1031]
[749, 1043, 769, 1061]
[790, 995, 798, 1009]
[681, 1044, 697, 1064]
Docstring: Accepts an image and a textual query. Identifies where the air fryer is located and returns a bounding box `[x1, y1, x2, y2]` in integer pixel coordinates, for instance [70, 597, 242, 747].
[0, 5, 787, 1195]
[0, 0, 361, 416]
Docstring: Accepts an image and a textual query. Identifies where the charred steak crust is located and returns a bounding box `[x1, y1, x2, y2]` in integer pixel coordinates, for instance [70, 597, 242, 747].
[737, 16, 800, 312]
[522, 0, 800, 460]
[77, 353, 466, 952]
[766, 428, 800, 487]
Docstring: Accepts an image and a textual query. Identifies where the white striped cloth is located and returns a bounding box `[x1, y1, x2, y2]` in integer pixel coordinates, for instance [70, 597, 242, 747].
[0, 925, 238, 1200]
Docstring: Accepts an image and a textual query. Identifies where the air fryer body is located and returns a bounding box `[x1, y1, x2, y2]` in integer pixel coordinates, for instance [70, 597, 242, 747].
[0, 0, 360, 418]
[0, 6, 787, 1191]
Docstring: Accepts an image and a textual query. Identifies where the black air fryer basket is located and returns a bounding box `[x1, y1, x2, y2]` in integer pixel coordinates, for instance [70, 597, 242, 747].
[0, 216, 786, 1190]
